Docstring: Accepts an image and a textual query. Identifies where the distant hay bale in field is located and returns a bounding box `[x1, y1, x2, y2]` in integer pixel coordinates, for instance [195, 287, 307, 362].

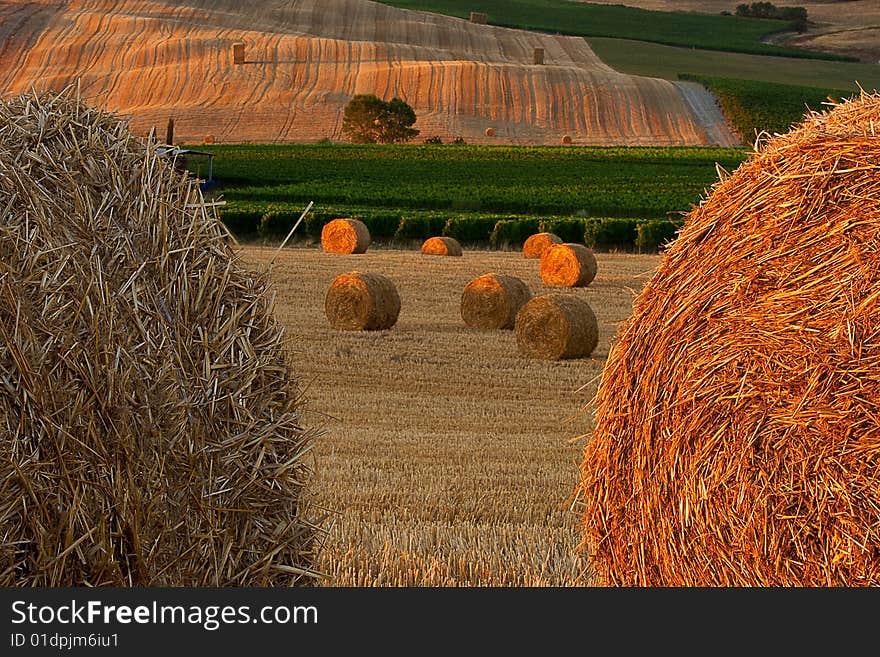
[485, 127, 496, 137]
[0, 88, 321, 587]
[232, 42, 245, 64]
[540, 243, 597, 287]
[469, 11, 488, 23]
[321, 218, 371, 254]
[561, 134, 572, 145]
[203, 134, 215, 144]
[579, 92, 880, 586]
[514, 293, 598, 360]
[522, 232, 562, 258]
[325, 272, 401, 330]
[533, 47, 545, 65]
[421, 236, 462, 256]
[460, 273, 531, 330]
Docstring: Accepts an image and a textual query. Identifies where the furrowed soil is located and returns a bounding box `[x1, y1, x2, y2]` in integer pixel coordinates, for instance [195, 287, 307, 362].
[239, 244, 660, 586]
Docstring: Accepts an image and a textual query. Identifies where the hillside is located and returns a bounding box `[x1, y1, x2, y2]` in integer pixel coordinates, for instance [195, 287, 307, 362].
[0, 0, 739, 146]
[578, 0, 880, 63]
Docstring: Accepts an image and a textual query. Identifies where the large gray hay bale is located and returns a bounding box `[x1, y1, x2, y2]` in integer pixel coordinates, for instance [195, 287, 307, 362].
[325, 271, 401, 330]
[460, 273, 531, 330]
[0, 88, 322, 587]
[514, 293, 598, 360]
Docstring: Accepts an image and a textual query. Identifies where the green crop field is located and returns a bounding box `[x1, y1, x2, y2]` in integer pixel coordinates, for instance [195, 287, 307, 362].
[190, 144, 749, 250]
[586, 37, 880, 91]
[680, 75, 850, 140]
[199, 144, 745, 218]
[375, 0, 852, 60]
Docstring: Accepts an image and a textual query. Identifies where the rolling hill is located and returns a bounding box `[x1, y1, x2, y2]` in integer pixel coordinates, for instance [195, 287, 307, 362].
[0, 0, 740, 146]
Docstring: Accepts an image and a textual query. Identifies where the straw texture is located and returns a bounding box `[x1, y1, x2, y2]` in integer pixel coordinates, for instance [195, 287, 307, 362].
[579, 92, 880, 586]
[321, 218, 371, 254]
[325, 271, 400, 330]
[421, 236, 462, 256]
[0, 88, 323, 587]
[514, 293, 598, 360]
[540, 243, 597, 287]
[460, 273, 532, 330]
[522, 232, 562, 259]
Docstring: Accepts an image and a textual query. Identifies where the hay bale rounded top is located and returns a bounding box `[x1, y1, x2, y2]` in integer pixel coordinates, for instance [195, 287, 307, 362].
[485, 127, 496, 137]
[325, 271, 400, 330]
[321, 218, 371, 254]
[522, 232, 562, 259]
[460, 273, 531, 330]
[421, 236, 462, 257]
[540, 243, 597, 287]
[0, 89, 320, 587]
[579, 92, 880, 586]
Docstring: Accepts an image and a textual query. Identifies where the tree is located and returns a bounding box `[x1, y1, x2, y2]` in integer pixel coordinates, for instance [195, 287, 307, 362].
[342, 94, 420, 144]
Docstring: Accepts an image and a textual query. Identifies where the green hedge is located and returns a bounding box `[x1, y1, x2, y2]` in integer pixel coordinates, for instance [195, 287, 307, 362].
[636, 219, 684, 251]
[583, 218, 639, 250]
[442, 216, 501, 243]
[217, 201, 684, 251]
[490, 218, 541, 247]
[540, 218, 586, 244]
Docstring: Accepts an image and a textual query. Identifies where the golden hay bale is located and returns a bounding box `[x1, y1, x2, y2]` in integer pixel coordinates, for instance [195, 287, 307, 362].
[0, 88, 321, 586]
[579, 92, 880, 587]
[522, 232, 562, 259]
[460, 273, 531, 330]
[325, 271, 400, 330]
[561, 134, 572, 145]
[514, 293, 598, 360]
[540, 243, 597, 287]
[485, 127, 496, 137]
[321, 218, 371, 254]
[421, 236, 463, 256]
[203, 134, 215, 144]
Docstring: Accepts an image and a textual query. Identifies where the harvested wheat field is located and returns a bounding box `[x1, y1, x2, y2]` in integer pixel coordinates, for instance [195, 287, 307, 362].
[580, 93, 880, 587]
[0, 0, 738, 145]
[239, 245, 659, 586]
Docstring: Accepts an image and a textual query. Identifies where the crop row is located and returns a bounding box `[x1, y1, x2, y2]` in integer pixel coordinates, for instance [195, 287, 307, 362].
[216, 202, 684, 252]
[193, 144, 747, 219]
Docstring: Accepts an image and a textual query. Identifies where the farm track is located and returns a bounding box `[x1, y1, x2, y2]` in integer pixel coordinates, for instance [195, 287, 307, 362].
[240, 245, 660, 586]
[0, 0, 733, 145]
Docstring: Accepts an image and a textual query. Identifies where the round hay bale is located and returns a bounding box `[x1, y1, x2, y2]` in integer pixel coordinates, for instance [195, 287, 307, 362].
[514, 293, 598, 360]
[540, 243, 597, 287]
[460, 273, 531, 330]
[0, 88, 321, 586]
[485, 127, 496, 137]
[203, 134, 215, 144]
[561, 134, 572, 145]
[321, 218, 371, 254]
[421, 236, 462, 256]
[579, 92, 880, 586]
[522, 232, 562, 259]
[325, 271, 400, 330]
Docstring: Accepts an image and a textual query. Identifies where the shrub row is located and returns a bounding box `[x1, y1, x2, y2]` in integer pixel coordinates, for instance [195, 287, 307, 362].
[217, 203, 684, 252]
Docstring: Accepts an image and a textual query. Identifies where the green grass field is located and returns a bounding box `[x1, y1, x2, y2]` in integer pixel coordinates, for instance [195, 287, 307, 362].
[681, 75, 849, 140]
[198, 144, 746, 219]
[375, 0, 853, 60]
[190, 144, 749, 249]
[586, 37, 880, 91]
